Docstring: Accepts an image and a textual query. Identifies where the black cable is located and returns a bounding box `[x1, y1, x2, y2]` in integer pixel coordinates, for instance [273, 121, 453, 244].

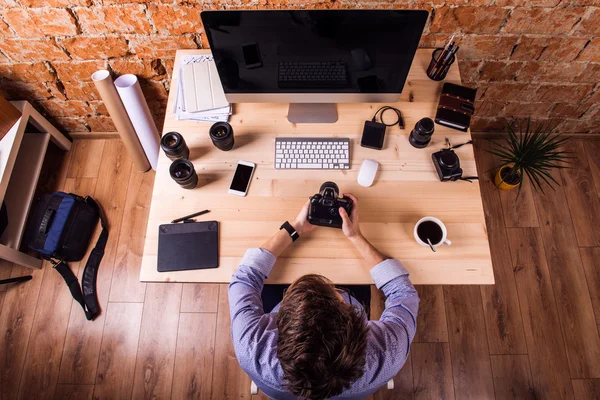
[371, 106, 404, 129]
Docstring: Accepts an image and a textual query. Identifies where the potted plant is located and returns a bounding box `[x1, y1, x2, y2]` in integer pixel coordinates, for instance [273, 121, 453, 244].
[488, 118, 571, 196]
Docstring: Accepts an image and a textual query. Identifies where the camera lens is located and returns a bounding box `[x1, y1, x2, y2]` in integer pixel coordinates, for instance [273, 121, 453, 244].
[319, 181, 339, 196]
[439, 151, 459, 169]
[409, 118, 435, 149]
[169, 159, 198, 189]
[161, 132, 190, 161]
[210, 122, 235, 151]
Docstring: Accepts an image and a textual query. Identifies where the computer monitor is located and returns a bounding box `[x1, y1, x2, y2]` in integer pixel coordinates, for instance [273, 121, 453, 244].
[201, 10, 429, 123]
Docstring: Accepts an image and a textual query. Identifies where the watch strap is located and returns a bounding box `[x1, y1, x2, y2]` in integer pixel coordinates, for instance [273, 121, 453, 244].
[280, 221, 299, 242]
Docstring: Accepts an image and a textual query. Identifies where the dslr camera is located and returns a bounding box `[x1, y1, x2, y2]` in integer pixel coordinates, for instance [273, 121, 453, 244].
[308, 182, 353, 229]
[432, 149, 463, 181]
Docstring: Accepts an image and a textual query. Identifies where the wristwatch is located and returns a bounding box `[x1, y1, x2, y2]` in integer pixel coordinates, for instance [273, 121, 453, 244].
[280, 221, 299, 242]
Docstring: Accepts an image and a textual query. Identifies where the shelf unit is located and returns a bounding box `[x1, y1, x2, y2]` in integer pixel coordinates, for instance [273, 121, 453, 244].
[0, 101, 71, 269]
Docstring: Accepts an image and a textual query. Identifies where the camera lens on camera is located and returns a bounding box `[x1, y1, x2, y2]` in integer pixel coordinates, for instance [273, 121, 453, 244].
[169, 159, 198, 189]
[409, 117, 435, 149]
[161, 131, 190, 161]
[440, 151, 459, 169]
[209, 122, 235, 151]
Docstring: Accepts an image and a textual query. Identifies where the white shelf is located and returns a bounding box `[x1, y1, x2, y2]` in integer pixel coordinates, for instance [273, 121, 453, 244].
[0, 133, 50, 249]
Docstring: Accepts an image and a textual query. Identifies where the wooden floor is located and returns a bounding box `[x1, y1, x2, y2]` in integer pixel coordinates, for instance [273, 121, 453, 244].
[1, 137, 599, 400]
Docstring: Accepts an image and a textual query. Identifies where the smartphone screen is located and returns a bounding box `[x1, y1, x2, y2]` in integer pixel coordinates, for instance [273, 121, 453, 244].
[242, 44, 262, 68]
[230, 163, 255, 193]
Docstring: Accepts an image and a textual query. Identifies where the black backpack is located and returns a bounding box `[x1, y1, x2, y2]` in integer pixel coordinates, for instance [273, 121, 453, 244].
[26, 192, 108, 321]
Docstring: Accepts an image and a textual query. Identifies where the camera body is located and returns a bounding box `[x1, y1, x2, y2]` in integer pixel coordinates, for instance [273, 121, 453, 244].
[308, 182, 353, 229]
[432, 149, 463, 181]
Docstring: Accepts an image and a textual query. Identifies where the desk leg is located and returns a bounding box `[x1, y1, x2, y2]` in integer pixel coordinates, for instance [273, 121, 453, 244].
[0, 244, 42, 270]
[24, 103, 72, 151]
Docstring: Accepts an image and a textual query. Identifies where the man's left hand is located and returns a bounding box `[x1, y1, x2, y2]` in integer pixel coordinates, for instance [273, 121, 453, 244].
[292, 199, 316, 236]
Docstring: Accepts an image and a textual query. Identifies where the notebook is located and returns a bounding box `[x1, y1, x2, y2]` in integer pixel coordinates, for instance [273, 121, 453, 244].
[157, 221, 219, 272]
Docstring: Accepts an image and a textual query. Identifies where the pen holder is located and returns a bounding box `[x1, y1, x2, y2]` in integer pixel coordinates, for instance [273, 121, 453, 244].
[427, 48, 455, 81]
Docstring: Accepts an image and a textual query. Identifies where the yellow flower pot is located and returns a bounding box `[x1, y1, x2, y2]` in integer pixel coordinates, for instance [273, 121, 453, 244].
[495, 164, 521, 190]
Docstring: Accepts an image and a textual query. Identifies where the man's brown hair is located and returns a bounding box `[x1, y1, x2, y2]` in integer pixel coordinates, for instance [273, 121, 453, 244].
[276, 274, 369, 399]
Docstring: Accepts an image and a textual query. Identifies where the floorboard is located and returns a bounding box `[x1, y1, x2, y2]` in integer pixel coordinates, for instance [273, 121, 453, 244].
[533, 169, 600, 378]
[67, 140, 105, 179]
[413, 285, 448, 343]
[580, 247, 600, 332]
[473, 139, 528, 355]
[172, 312, 217, 400]
[54, 384, 94, 400]
[560, 141, 600, 247]
[93, 302, 143, 400]
[584, 140, 600, 197]
[490, 355, 534, 400]
[211, 283, 251, 400]
[444, 285, 494, 400]
[506, 228, 573, 400]
[181, 284, 220, 313]
[132, 283, 182, 399]
[411, 343, 454, 400]
[572, 379, 600, 399]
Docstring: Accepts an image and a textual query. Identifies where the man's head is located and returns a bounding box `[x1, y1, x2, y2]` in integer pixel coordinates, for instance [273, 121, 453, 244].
[276, 274, 369, 399]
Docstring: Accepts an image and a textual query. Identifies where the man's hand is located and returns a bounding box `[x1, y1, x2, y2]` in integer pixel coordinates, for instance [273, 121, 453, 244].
[292, 199, 317, 235]
[339, 193, 362, 240]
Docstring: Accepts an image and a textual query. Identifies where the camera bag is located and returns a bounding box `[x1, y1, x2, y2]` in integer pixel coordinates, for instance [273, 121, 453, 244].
[25, 192, 108, 321]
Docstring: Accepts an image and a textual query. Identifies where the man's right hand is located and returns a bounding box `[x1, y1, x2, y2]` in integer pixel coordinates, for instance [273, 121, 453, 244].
[339, 193, 362, 240]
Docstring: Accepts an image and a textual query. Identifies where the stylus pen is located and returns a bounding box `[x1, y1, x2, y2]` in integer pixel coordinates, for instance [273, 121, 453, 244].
[172, 210, 210, 223]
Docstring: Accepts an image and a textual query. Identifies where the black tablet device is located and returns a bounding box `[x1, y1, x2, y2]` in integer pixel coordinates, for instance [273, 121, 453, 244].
[360, 120, 386, 150]
[157, 221, 218, 272]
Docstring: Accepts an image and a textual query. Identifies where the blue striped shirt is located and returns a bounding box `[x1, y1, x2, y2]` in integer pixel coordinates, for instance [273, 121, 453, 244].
[229, 248, 419, 399]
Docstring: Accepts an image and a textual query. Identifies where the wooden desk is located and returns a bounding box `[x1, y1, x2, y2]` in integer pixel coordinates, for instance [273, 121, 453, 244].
[140, 49, 493, 285]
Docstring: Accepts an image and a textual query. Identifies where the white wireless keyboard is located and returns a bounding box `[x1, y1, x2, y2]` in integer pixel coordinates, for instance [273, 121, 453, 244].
[275, 138, 350, 170]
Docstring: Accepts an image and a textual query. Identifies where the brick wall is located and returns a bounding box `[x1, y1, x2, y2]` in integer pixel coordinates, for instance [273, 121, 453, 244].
[0, 1, 599, 134]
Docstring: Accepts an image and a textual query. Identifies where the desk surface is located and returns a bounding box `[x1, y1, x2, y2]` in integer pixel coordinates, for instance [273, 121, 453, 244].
[140, 49, 494, 285]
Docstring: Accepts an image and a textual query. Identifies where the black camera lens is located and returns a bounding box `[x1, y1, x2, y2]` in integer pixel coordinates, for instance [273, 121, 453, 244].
[169, 159, 198, 189]
[161, 131, 189, 161]
[209, 122, 235, 151]
[319, 181, 339, 196]
[439, 150, 459, 169]
[409, 118, 435, 149]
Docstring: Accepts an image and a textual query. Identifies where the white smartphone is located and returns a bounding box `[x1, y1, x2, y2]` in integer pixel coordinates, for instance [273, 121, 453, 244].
[228, 161, 256, 196]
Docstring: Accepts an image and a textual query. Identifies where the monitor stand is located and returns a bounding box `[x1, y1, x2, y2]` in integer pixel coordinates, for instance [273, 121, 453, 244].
[287, 103, 338, 123]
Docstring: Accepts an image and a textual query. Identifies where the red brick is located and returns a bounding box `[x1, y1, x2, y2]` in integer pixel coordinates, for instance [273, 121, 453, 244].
[430, 7, 508, 34]
[148, 4, 203, 35]
[139, 79, 167, 101]
[3, 8, 77, 38]
[502, 102, 553, 118]
[532, 84, 594, 103]
[109, 58, 167, 80]
[444, 0, 494, 5]
[86, 115, 116, 131]
[496, 0, 560, 5]
[575, 63, 600, 83]
[517, 62, 587, 83]
[476, 100, 505, 117]
[482, 82, 530, 102]
[0, 38, 68, 62]
[89, 100, 109, 115]
[503, 7, 586, 35]
[162, 58, 175, 79]
[551, 103, 592, 119]
[582, 104, 600, 120]
[148, 100, 167, 132]
[0, 20, 13, 39]
[418, 34, 448, 49]
[458, 60, 481, 83]
[577, 39, 600, 62]
[0, 54, 9, 64]
[19, 0, 90, 6]
[45, 81, 67, 100]
[512, 37, 589, 62]
[75, 5, 152, 34]
[61, 36, 129, 60]
[54, 116, 89, 132]
[0, 62, 54, 82]
[557, 118, 598, 133]
[459, 35, 518, 60]
[576, 7, 600, 35]
[0, 0, 19, 7]
[129, 35, 197, 58]
[470, 116, 505, 131]
[62, 80, 100, 100]
[36, 99, 93, 117]
[52, 60, 108, 82]
[479, 61, 521, 81]
[0, 79, 51, 100]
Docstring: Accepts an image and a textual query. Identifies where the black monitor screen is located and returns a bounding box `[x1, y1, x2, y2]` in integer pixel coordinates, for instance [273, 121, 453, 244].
[201, 10, 429, 94]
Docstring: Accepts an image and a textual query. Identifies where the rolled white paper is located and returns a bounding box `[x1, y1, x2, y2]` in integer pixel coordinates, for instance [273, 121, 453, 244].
[114, 74, 160, 170]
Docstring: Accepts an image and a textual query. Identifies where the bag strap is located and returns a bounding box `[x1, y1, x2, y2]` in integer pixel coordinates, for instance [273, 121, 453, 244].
[33, 195, 63, 249]
[51, 196, 108, 321]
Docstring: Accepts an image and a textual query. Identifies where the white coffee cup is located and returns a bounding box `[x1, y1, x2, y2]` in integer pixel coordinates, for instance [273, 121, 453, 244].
[414, 217, 451, 249]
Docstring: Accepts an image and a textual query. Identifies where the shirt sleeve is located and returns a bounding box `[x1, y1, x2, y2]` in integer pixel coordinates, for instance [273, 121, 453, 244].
[228, 248, 276, 371]
[368, 258, 419, 363]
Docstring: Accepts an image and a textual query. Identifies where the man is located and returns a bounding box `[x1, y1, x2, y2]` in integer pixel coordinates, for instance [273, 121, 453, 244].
[229, 194, 419, 399]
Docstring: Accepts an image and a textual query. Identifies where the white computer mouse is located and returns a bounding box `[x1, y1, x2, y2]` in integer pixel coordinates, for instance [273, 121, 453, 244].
[358, 159, 379, 187]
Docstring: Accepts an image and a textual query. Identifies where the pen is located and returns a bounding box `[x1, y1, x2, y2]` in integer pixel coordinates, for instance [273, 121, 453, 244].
[172, 209, 210, 223]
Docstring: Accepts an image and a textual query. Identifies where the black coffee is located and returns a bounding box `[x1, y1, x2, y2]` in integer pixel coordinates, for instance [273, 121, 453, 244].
[417, 221, 443, 245]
